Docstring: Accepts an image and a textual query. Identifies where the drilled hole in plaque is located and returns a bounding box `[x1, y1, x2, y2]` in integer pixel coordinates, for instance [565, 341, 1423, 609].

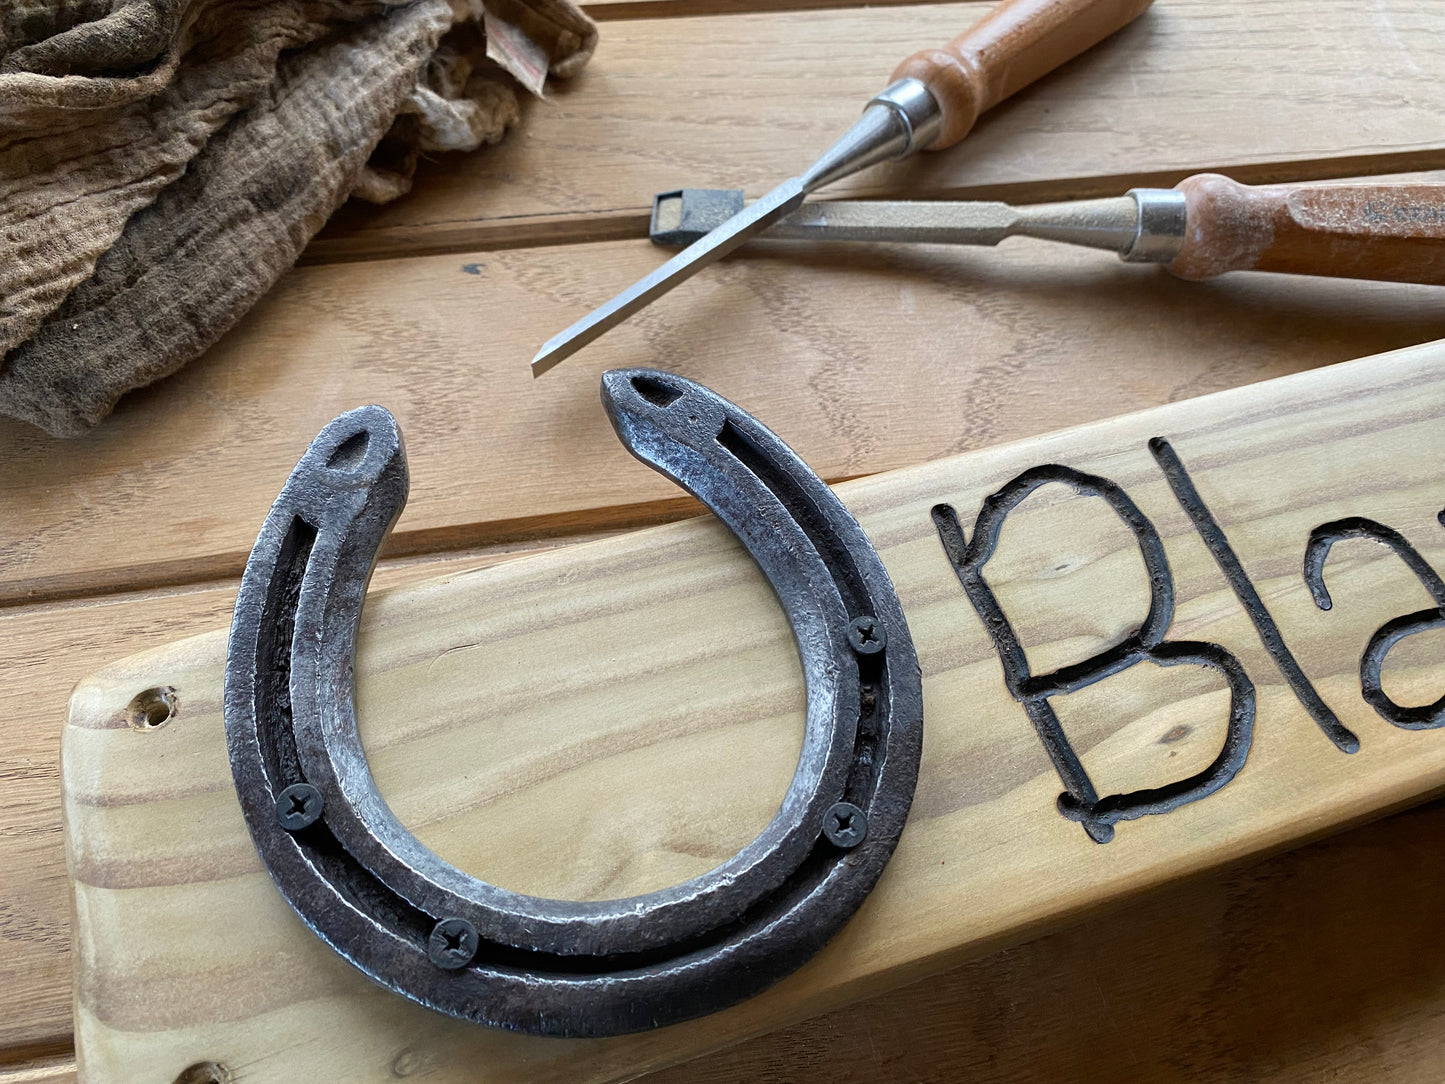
[173, 1062, 230, 1084]
[356, 528, 805, 903]
[128, 685, 177, 730]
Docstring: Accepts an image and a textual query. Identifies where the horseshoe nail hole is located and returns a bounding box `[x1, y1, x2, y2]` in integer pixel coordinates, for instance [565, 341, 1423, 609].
[631, 374, 682, 407]
[327, 429, 370, 471]
[128, 686, 177, 730]
[173, 1062, 230, 1084]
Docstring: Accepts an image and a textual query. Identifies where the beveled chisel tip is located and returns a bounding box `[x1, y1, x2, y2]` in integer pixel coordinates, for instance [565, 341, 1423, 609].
[528, 177, 808, 376]
[531, 337, 570, 378]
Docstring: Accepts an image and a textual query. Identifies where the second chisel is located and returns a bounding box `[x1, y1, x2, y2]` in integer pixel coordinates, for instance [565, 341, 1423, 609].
[651, 175, 1445, 285]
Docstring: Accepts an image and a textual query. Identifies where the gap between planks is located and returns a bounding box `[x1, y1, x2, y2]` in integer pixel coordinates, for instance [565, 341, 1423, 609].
[0, 528, 634, 615]
[0, 496, 705, 610]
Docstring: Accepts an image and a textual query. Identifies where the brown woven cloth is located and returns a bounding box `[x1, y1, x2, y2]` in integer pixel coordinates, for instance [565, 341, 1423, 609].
[0, 0, 595, 436]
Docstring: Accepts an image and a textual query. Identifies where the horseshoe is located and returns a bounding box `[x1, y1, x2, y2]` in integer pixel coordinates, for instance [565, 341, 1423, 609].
[224, 368, 923, 1037]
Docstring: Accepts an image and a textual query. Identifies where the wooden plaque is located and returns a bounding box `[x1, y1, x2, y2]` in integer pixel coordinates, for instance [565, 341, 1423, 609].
[64, 339, 1445, 1082]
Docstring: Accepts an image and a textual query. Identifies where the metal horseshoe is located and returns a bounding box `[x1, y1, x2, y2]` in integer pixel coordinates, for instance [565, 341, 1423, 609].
[224, 368, 923, 1037]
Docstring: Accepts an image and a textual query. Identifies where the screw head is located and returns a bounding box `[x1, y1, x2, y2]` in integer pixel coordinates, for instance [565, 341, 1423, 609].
[428, 917, 479, 970]
[822, 801, 867, 848]
[847, 615, 886, 655]
[275, 782, 323, 831]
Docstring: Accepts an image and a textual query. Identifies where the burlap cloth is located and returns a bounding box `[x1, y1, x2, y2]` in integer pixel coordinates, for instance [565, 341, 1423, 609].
[0, 0, 595, 437]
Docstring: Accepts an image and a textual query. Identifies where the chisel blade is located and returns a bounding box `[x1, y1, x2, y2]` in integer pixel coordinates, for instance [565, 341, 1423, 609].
[650, 191, 1021, 247]
[530, 177, 807, 377]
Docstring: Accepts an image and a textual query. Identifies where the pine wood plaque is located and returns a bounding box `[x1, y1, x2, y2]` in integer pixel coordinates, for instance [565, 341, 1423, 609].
[64, 339, 1445, 1082]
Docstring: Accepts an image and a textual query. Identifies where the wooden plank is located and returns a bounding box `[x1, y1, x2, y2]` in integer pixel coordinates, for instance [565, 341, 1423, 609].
[0, 582, 242, 1051]
[63, 339, 1445, 1081]
[5, 231, 1444, 605]
[644, 799, 1445, 1084]
[0, 540, 609, 1050]
[310, 0, 1445, 261]
[15, 798, 1445, 1082]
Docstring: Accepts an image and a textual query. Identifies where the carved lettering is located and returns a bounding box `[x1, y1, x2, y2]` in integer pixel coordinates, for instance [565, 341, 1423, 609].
[1305, 517, 1445, 729]
[932, 465, 1254, 844]
[932, 441, 1445, 843]
[1150, 438, 1359, 753]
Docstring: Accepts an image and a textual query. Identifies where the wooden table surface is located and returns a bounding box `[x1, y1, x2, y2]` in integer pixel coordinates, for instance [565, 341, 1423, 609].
[4, 0, 1445, 1080]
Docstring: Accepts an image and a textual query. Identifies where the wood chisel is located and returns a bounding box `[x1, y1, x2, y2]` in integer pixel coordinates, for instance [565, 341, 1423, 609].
[650, 176, 1445, 284]
[531, 0, 1157, 375]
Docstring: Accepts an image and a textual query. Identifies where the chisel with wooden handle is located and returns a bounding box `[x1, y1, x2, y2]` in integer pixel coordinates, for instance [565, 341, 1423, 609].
[650, 176, 1445, 285]
[531, 0, 1157, 375]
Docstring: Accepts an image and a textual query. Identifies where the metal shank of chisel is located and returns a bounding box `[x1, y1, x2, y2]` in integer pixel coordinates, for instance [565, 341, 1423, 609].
[223, 369, 923, 1037]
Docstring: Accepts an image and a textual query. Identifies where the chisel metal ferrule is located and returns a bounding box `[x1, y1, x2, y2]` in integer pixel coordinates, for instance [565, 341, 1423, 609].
[1122, 188, 1188, 263]
[867, 79, 945, 157]
[799, 79, 943, 193]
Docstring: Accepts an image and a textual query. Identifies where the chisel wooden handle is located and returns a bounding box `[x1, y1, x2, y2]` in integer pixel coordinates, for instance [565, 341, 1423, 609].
[1167, 175, 1445, 285]
[891, 0, 1155, 150]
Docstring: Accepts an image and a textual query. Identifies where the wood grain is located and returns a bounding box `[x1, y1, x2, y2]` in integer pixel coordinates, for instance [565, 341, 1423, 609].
[0, 584, 241, 1052]
[4, 233, 1444, 606]
[0, 1056, 73, 1084]
[17, 797, 1445, 1083]
[0, 540, 611, 1051]
[63, 339, 1445, 1081]
[644, 798, 1445, 1084]
[1, 0, 1440, 1075]
[312, 0, 1445, 260]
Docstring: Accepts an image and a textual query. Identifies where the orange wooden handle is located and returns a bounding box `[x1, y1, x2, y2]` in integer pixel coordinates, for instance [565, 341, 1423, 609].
[1167, 175, 1445, 285]
[890, 0, 1155, 150]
